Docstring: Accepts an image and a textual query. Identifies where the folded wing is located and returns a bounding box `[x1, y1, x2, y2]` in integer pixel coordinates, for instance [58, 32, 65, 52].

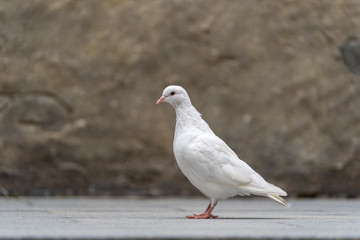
[186, 133, 286, 197]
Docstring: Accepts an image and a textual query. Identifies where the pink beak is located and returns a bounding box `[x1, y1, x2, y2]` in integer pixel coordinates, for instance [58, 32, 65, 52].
[156, 96, 166, 104]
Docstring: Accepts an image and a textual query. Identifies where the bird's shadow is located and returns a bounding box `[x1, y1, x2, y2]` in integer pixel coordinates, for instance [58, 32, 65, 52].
[174, 217, 291, 220]
[218, 217, 290, 220]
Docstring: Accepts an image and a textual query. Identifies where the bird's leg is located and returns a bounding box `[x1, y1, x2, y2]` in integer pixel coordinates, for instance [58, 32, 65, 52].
[186, 199, 218, 219]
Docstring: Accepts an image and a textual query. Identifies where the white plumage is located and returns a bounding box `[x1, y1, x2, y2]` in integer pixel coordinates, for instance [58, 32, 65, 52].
[156, 85, 287, 219]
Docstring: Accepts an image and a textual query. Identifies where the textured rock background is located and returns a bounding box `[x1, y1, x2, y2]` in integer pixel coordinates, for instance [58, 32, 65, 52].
[0, 0, 359, 197]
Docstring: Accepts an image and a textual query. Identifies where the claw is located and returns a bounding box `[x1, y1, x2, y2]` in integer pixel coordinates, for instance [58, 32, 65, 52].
[186, 214, 218, 219]
[185, 200, 219, 219]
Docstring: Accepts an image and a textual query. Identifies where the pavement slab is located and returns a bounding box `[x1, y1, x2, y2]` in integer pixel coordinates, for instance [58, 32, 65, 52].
[0, 197, 359, 239]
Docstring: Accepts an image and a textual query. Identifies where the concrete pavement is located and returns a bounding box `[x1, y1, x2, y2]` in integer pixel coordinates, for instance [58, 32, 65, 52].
[0, 197, 359, 239]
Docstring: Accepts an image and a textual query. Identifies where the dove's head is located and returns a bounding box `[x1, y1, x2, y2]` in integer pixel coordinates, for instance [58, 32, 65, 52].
[156, 85, 191, 107]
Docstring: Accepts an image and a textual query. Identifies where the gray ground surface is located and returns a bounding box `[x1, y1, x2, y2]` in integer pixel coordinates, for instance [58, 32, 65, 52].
[0, 197, 359, 240]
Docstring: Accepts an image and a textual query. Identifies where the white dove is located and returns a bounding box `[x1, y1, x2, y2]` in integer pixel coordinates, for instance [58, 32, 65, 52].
[156, 85, 287, 219]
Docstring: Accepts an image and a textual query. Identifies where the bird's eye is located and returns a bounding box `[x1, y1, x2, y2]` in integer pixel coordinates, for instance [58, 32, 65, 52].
[170, 91, 175, 96]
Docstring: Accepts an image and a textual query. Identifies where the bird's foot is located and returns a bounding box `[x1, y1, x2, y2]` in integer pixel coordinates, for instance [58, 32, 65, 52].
[186, 213, 218, 219]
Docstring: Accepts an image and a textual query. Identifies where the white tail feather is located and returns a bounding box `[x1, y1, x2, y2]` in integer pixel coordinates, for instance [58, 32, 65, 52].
[267, 193, 287, 206]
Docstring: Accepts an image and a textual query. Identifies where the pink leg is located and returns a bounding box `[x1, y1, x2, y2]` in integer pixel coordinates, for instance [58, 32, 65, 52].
[186, 200, 218, 219]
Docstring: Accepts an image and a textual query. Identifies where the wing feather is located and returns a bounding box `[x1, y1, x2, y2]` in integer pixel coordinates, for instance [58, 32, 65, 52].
[186, 133, 253, 186]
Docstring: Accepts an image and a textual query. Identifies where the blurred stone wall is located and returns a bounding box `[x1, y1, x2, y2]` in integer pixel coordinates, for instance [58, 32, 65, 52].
[0, 0, 359, 197]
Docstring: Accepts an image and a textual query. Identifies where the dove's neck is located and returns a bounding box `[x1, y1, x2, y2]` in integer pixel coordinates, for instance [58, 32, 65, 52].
[174, 102, 213, 136]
